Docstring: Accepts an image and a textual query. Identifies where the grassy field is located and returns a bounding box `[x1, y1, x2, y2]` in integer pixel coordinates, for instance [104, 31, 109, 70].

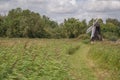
[0, 38, 120, 80]
[88, 41, 120, 80]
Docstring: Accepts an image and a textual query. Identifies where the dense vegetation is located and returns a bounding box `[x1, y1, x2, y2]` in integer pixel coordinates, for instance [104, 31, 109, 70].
[0, 39, 78, 80]
[88, 42, 120, 80]
[0, 39, 120, 80]
[0, 7, 120, 80]
[0, 8, 120, 39]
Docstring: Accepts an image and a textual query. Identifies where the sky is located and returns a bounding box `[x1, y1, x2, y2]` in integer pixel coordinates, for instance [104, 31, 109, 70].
[0, 0, 120, 23]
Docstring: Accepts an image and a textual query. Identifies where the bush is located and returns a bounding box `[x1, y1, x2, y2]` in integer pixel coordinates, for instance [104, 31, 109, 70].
[77, 34, 90, 40]
[81, 39, 90, 44]
[67, 45, 80, 55]
[108, 36, 118, 41]
[103, 32, 118, 41]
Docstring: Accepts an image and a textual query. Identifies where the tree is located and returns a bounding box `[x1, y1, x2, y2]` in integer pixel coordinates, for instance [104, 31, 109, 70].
[101, 20, 118, 39]
[61, 18, 86, 38]
[0, 15, 6, 37]
[106, 18, 120, 26]
[0, 7, 120, 39]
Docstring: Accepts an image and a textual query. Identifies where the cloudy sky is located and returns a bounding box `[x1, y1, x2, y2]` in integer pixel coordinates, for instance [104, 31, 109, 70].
[0, 0, 120, 23]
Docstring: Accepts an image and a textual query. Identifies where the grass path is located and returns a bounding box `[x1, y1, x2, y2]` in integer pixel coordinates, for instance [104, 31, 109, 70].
[68, 43, 110, 80]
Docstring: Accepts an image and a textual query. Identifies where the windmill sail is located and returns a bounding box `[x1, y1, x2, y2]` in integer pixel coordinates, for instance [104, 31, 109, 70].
[86, 26, 93, 33]
[91, 26, 96, 38]
[86, 18, 98, 34]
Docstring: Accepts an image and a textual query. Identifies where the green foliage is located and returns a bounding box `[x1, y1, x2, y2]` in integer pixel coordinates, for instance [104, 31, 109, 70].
[67, 45, 80, 55]
[77, 34, 90, 44]
[81, 39, 90, 44]
[0, 38, 120, 80]
[108, 35, 118, 41]
[0, 8, 58, 38]
[88, 42, 120, 80]
[0, 39, 77, 80]
[101, 19, 120, 40]
[106, 18, 120, 26]
[61, 18, 87, 38]
[102, 32, 118, 41]
[0, 8, 120, 39]
[117, 26, 120, 37]
[77, 34, 90, 40]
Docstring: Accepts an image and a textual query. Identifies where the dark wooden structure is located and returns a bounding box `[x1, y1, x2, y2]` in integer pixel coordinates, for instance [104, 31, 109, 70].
[91, 22, 102, 41]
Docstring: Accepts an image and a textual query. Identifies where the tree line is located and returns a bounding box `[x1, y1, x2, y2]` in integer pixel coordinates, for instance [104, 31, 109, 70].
[0, 8, 120, 39]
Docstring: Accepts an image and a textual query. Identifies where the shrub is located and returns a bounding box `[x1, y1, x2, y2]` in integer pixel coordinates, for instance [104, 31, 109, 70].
[77, 34, 90, 40]
[67, 45, 80, 55]
[108, 36, 118, 41]
[103, 32, 118, 41]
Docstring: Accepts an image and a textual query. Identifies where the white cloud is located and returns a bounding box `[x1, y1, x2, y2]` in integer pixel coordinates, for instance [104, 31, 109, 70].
[0, 0, 120, 22]
[83, 0, 120, 12]
[47, 0, 78, 13]
[70, 0, 76, 5]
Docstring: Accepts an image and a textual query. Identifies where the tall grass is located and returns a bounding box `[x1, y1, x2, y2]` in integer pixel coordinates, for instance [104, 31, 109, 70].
[0, 39, 78, 80]
[88, 42, 120, 80]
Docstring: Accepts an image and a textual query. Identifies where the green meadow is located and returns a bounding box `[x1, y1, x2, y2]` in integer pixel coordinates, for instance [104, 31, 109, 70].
[0, 38, 120, 80]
